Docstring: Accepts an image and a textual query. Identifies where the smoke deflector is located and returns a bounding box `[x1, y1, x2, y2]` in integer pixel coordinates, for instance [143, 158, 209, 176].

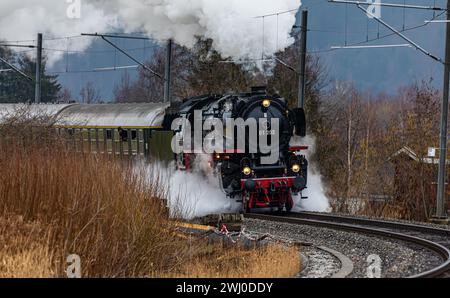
[293, 107, 306, 137]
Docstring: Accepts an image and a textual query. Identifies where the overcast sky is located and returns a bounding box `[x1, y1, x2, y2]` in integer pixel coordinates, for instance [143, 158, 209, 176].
[47, 0, 447, 101]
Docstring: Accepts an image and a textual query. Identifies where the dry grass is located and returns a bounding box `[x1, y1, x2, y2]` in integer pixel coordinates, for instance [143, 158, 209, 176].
[169, 244, 300, 278]
[0, 122, 299, 278]
[0, 216, 55, 278]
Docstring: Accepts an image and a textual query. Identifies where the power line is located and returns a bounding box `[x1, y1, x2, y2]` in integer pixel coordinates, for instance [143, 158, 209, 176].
[47, 65, 141, 75]
[328, 0, 445, 11]
[83, 33, 152, 40]
[0, 33, 153, 45]
[331, 44, 412, 49]
[0, 44, 36, 48]
[353, 3, 442, 62]
[323, 1, 444, 62]
[0, 56, 33, 81]
[43, 44, 160, 54]
[425, 20, 450, 23]
[308, 9, 447, 54]
[0, 35, 84, 44]
[81, 33, 163, 79]
[254, 8, 299, 18]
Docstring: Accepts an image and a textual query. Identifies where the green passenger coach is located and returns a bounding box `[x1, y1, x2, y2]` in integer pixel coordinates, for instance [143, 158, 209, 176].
[0, 103, 174, 163]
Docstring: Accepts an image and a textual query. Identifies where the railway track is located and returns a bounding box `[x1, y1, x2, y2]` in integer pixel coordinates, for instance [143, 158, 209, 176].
[245, 212, 450, 278]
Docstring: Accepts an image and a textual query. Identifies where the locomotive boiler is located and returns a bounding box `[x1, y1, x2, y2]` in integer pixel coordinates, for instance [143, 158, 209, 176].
[167, 87, 308, 212]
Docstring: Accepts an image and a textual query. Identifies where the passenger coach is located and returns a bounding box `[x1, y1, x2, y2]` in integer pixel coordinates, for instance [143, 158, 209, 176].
[0, 103, 174, 162]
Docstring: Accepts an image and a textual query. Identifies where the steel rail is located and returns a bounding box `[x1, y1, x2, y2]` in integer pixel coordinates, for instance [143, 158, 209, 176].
[292, 212, 450, 236]
[245, 213, 450, 278]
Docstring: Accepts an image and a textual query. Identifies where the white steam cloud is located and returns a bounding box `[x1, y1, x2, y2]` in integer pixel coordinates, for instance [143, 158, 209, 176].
[144, 135, 330, 220]
[143, 156, 240, 220]
[168, 154, 240, 219]
[1, 0, 301, 66]
[291, 135, 331, 213]
[0, 1, 117, 65]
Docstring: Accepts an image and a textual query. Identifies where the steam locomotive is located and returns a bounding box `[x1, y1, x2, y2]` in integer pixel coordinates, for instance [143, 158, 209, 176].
[165, 87, 308, 212]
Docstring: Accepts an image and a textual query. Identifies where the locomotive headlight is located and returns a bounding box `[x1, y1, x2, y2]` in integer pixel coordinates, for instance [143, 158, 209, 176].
[242, 166, 252, 176]
[262, 99, 271, 108]
[291, 164, 301, 173]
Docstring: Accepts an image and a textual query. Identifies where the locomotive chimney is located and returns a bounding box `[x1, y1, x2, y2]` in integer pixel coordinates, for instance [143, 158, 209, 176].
[251, 86, 267, 95]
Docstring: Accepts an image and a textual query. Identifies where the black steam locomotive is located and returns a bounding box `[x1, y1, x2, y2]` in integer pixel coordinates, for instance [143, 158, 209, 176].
[166, 87, 308, 212]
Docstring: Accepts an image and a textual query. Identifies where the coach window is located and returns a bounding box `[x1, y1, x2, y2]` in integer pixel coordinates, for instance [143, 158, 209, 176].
[118, 127, 128, 142]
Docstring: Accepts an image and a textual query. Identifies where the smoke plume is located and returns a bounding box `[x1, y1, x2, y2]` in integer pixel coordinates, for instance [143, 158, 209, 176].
[291, 135, 331, 212]
[1, 0, 301, 65]
[145, 134, 330, 220]
[143, 156, 240, 220]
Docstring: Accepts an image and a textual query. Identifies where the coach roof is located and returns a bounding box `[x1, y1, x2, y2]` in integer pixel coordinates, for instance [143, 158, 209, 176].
[0, 103, 169, 128]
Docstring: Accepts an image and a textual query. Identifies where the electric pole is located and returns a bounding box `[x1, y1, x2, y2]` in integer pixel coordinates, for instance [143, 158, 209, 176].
[35, 33, 42, 104]
[298, 10, 308, 109]
[164, 39, 173, 104]
[435, 1, 450, 222]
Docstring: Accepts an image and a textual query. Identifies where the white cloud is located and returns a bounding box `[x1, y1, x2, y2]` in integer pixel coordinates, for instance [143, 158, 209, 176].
[0, 0, 301, 66]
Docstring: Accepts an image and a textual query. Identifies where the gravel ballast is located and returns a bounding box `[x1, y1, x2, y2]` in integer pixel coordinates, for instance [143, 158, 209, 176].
[244, 218, 443, 278]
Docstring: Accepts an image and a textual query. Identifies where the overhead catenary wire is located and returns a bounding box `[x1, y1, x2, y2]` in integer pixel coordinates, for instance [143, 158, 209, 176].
[434, 0, 437, 18]
[262, 16, 265, 59]
[65, 37, 69, 73]
[366, 17, 369, 41]
[16, 33, 162, 79]
[425, 20, 450, 23]
[43, 44, 160, 54]
[254, 8, 299, 18]
[355, 3, 443, 63]
[326, 1, 445, 62]
[0, 56, 33, 81]
[328, 0, 445, 11]
[0, 44, 36, 48]
[47, 66, 141, 75]
[331, 44, 412, 49]
[276, 13, 279, 51]
[309, 9, 447, 54]
[402, 0, 406, 30]
[345, 3, 348, 46]
[81, 33, 163, 79]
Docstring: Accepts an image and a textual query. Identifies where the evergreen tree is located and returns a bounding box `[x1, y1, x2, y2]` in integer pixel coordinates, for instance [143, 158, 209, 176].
[0, 46, 20, 103]
[0, 46, 61, 103]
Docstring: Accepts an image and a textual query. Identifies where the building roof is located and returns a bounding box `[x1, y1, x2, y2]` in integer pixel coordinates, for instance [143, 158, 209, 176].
[389, 146, 450, 165]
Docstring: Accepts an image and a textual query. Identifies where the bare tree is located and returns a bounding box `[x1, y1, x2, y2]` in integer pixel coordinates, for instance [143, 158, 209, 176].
[57, 87, 72, 103]
[80, 81, 101, 104]
[321, 82, 366, 211]
[114, 71, 134, 103]
[113, 39, 254, 103]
